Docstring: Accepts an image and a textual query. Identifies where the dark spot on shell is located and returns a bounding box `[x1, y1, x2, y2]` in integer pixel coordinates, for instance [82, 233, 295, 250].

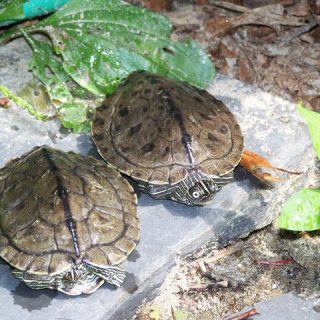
[234, 123, 241, 130]
[173, 112, 183, 122]
[16, 202, 25, 211]
[129, 123, 142, 136]
[99, 102, 110, 111]
[121, 146, 130, 153]
[142, 143, 155, 153]
[220, 125, 229, 134]
[162, 146, 170, 157]
[100, 147, 109, 154]
[93, 134, 104, 141]
[199, 112, 212, 121]
[194, 96, 203, 103]
[150, 77, 160, 85]
[114, 125, 121, 132]
[207, 133, 221, 145]
[131, 90, 140, 97]
[135, 172, 142, 177]
[118, 107, 129, 117]
[94, 118, 105, 127]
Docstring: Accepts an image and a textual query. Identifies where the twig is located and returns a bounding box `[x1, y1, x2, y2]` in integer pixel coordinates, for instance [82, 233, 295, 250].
[282, 20, 318, 42]
[208, 0, 306, 32]
[223, 308, 259, 320]
[187, 280, 228, 291]
[206, 239, 256, 264]
[253, 258, 295, 266]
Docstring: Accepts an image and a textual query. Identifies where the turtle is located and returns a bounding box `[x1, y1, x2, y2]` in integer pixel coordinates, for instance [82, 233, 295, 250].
[0, 146, 139, 295]
[92, 71, 244, 206]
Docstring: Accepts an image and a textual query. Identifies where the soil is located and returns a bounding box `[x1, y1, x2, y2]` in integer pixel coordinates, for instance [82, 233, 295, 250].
[134, 224, 320, 319]
[128, 0, 320, 112]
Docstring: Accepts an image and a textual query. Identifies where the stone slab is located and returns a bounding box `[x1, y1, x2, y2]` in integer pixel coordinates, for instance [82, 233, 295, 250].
[234, 292, 319, 320]
[0, 38, 314, 319]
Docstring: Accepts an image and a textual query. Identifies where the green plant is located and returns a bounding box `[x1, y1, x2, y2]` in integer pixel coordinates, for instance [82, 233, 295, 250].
[277, 104, 320, 231]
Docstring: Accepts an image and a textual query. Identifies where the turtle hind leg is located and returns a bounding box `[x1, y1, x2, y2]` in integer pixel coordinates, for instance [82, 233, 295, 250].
[12, 269, 56, 290]
[84, 263, 126, 287]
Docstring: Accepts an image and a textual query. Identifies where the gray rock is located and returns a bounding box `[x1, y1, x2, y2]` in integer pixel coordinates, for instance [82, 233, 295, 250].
[0, 37, 313, 319]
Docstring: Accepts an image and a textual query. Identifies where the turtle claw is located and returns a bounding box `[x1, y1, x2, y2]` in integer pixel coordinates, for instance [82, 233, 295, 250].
[240, 149, 301, 183]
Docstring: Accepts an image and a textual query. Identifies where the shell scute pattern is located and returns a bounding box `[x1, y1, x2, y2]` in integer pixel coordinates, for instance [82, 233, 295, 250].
[93, 72, 244, 186]
[0, 146, 139, 277]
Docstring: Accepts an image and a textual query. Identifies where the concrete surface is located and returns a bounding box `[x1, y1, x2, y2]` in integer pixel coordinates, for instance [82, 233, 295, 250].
[0, 38, 316, 320]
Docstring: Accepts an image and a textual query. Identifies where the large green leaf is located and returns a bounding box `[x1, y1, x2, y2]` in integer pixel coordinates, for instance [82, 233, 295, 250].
[297, 104, 320, 160]
[19, 31, 97, 132]
[277, 188, 320, 231]
[0, 0, 214, 131]
[32, 0, 214, 93]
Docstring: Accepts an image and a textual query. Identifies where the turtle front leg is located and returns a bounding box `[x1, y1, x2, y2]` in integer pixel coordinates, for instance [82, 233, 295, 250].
[84, 262, 126, 287]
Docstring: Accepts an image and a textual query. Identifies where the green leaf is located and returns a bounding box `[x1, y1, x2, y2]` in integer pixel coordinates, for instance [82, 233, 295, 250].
[297, 103, 320, 160]
[149, 304, 161, 320]
[173, 310, 189, 320]
[277, 188, 320, 231]
[32, 0, 214, 92]
[0, 0, 214, 132]
[19, 30, 97, 131]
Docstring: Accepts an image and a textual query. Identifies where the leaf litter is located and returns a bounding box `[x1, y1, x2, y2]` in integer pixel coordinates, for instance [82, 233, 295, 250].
[162, 0, 320, 112]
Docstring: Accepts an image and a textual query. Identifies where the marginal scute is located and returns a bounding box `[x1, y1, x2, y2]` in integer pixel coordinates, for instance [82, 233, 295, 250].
[9, 252, 34, 271]
[28, 254, 52, 275]
[92, 72, 244, 185]
[85, 247, 110, 267]
[49, 252, 72, 275]
[0, 147, 139, 276]
[0, 246, 19, 263]
[99, 245, 127, 265]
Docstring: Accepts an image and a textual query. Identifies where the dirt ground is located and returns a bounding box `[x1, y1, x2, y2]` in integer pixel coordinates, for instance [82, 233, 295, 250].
[134, 224, 320, 319]
[128, 0, 320, 112]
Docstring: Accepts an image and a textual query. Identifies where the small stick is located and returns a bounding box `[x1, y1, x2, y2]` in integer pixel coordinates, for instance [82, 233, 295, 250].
[253, 258, 295, 266]
[207, 239, 256, 264]
[224, 308, 259, 320]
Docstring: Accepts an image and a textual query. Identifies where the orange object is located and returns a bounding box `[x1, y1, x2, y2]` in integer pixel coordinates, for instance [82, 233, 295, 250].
[240, 149, 301, 182]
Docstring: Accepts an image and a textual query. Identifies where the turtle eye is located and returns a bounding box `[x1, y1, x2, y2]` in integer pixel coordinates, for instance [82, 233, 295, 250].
[192, 191, 201, 199]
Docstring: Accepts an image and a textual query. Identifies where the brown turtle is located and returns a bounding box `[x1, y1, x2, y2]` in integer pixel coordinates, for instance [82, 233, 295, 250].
[92, 71, 244, 206]
[0, 146, 139, 295]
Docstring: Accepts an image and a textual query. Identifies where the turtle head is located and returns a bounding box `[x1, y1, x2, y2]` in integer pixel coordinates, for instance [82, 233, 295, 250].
[187, 180, 219, 205]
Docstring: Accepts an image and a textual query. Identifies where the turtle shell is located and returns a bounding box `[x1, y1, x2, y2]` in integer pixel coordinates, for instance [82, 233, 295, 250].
[92, 72, 244, 185]
[0, 146, 139, 276]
